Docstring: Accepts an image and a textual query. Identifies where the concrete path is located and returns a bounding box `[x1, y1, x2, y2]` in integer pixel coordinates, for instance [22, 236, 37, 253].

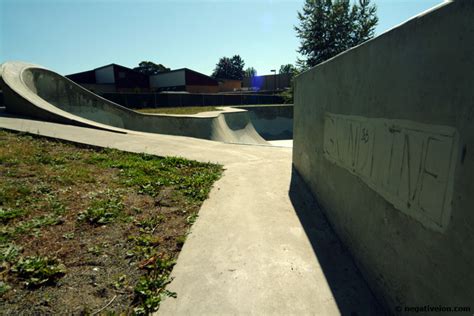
[0, 115, 384, 315]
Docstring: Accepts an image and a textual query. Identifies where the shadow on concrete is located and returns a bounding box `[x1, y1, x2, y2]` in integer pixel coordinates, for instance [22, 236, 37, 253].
[289, 166, 388, 316]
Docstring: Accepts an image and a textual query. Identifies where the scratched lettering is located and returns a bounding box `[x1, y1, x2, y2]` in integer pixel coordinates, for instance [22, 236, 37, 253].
[323, 113, 458, 232]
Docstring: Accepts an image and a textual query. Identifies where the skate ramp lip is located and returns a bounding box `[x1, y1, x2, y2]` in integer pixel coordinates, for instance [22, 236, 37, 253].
[0, 61, 268, 145]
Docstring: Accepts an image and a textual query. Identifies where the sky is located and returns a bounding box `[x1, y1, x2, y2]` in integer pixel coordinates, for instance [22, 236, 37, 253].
[0, 0, 443, 76]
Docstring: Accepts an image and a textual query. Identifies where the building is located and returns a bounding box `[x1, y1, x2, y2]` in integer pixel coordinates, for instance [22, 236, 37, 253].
[218, 79, 242, 92]
[242, 73, 292, 92]
[150, 68, 219, 93]
[67, 64, 236, 95]
[66, 64, 150, 94]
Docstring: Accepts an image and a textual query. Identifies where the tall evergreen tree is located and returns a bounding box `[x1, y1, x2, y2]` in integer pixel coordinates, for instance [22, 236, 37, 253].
[230, 55, 245, 80]
[211, 55, 245, 80]
[244, 67, 257, 78]
[295, 0, 378, 70]
[279, 64, 297, 76]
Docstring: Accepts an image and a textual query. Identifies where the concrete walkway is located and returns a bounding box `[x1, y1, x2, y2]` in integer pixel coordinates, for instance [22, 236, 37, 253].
[0, 115, 383, 315]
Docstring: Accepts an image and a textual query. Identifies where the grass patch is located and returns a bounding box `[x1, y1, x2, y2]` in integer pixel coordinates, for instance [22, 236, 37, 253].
[137, 106, 220, 115]
[0, 130, 223, 314]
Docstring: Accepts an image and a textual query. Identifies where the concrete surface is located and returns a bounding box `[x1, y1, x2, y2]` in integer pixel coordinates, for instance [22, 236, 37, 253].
[0, 115, 383, 315]
[268, 139, 293, 148]
[236, 105, 293, 140]
[0, 62, 267, 145]
[293, 0, 474, 313]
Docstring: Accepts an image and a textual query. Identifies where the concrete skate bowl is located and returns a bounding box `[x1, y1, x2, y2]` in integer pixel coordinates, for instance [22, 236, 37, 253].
[236, 105, 293, 140]
[0, 61, 267, 145]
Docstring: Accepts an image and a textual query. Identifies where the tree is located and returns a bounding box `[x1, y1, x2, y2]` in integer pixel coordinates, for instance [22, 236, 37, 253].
[244, 67, 257, 78]
[211, 55, 245, 80]
[295, 0, 378, 70]
[279, 64, 297, 76]
[133, 61, 170, 75]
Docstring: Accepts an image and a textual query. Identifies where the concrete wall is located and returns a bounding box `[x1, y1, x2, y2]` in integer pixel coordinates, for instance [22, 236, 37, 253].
[293, 1, 474, 313]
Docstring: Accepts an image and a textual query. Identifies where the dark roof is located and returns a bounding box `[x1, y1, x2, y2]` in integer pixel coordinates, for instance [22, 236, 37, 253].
[67, 63, 144, 77]
[65, 69, 96, 84]
[152, 68, 218, 86]
[66, 63, 149, 88]
[151, 68, 207, 77]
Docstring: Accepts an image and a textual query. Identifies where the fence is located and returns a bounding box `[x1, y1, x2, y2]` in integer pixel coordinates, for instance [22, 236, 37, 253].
[101, 92, 284, 109]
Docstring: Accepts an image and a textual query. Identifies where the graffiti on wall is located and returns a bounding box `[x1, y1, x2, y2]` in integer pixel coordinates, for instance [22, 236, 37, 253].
[323, 113, 458, 232]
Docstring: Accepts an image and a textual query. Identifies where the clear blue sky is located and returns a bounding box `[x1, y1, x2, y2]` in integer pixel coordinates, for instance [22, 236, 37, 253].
[1, 0, 443, 76]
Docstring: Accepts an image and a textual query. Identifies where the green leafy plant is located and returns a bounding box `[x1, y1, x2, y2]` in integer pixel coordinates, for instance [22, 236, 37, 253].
[0, 243, 22, 263]
[87, 245, 103, 256]
[11, 256, 66, 287]
[0, 208, 26, 223]
[62, 232, 75, 240]
[136, 215, 165, 233]
[113, 274, 128, 290]
[132, 256, 177, 315]
[77, 196, 124, 225]
[185, 212, 198, 225]
[15, 214, 64, 234]
[0, 281, 11, 295]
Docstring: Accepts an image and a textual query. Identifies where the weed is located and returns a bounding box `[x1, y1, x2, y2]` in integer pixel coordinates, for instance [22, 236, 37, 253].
[87, 245, 103, 256]
[11, 256, 66, 287]
[0, 227, 14, 243]
[138, 182, 162, 197]
[0, 281, 11, 295]
[0, 182, 32, 205]
[62, 232, 75, 240]
[0, 208, 26, 223]
[176, 235, 187, 248]
[0, 243, 22, 263]
[136, 216, 165, 233]
[186, 212, 198, 225]
[133, 274, 175, 315]
[132, 255, 176, 314]
[62, 168, 95, 184]
[37, 184, 53, 194]
[46, 196, 67, 215]
[128, 234, 161, 259]
[132, 207, 143, 214]
[77, 196, 124, 225]
[66, 152, 83, 161]
[15, 214, 64, 235]
[113, 274, 128, 290]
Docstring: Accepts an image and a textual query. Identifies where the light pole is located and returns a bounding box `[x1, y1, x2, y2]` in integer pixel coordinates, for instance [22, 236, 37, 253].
[270, 69, 276, 94]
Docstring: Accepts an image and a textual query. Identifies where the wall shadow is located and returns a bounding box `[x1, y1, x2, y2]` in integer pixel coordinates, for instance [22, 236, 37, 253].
[289, 166, 389, 316]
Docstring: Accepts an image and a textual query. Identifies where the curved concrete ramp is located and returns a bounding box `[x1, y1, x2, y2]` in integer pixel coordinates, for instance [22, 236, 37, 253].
[0, 61, 267, 145]
[237, 105, 293, 140]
